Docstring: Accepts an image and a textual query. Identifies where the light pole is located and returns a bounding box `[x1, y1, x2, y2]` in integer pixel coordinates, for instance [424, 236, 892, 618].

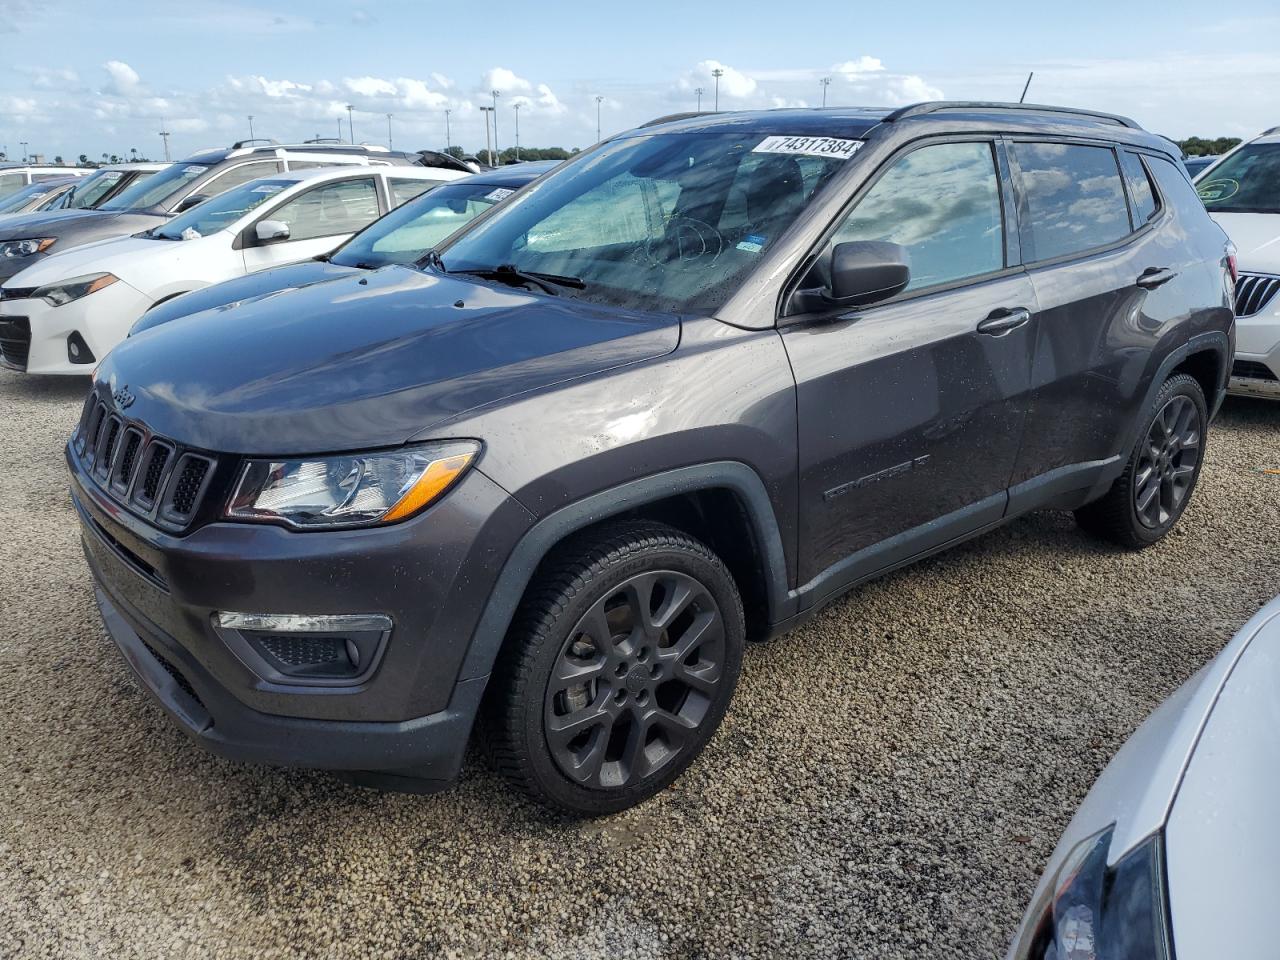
[820, 77, 831, 108]
[512, 102, 521, 161]
[386, 113, 393, 150]
[444, 109, 452, 152]
[480, 106, 495, 166]
[346, 104, 355, 143]
[695, 87, 704, 111]
[158, 120, 171, 161]
[248, 115, 255, 140]
[491, 89, 501, 162]
[337, 118, 343, 141]
[595, 95, 604, 143]
[20, 141, 29, 162]
[711, 68, 724, 111]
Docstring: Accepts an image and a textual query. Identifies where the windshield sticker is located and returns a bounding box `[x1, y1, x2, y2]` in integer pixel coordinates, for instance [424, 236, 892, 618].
[484, 187, 515, 202]
[736, 234, 767, 253]
[252, 184, 286, 194]
[753, 136, 863, 160]
[183, 165, 206, 174]
[1196, 178, 1238, 203]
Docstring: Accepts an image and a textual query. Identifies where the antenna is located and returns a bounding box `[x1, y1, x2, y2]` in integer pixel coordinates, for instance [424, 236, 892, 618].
[1019, 72, 1034, 104]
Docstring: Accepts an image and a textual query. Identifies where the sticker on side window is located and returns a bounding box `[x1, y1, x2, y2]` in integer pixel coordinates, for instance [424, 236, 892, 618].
[752, 136, 863, 159]
[484, 187, 515, 202]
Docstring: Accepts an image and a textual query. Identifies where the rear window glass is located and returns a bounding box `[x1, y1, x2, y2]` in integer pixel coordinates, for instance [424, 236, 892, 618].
[1148, 156, 1211, 221]
[1014, 142, 1130, 262]
[1118, 151, 1160, 225]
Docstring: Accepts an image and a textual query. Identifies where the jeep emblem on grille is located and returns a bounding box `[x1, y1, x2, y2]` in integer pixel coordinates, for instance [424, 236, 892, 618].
[113, 385, 135, 409]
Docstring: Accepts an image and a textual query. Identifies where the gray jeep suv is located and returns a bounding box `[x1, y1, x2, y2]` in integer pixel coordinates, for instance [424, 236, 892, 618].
[68, 103, 1235, 814]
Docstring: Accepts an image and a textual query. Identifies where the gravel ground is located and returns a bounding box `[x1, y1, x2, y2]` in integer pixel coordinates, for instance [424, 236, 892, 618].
[2, 368, 1278, 960]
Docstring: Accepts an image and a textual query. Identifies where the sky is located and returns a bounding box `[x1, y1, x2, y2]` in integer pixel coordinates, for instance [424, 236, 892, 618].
[2, 0, 1278, 162]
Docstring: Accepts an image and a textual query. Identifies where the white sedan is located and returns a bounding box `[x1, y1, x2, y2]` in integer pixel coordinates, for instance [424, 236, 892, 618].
[0, 164, 463, 374]
[1007, 595, 1280, 960]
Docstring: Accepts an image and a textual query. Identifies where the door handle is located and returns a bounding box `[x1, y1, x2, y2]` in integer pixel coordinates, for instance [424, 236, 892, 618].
[976, 307, 1031, 336]
[1136, 267, 1177, 290]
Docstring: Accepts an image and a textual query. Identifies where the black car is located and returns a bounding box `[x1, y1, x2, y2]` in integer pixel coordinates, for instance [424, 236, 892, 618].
[71, 103, 1234, 815]
[0, 142, 445, 283]
[130, 161, 558, 335]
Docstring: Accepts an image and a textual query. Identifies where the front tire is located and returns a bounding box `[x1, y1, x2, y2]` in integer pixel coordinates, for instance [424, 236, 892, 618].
[1075, 372, 1207, 548]
[486, 521, 744, 815]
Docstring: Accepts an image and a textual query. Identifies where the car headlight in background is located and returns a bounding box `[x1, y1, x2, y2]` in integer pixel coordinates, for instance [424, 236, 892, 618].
[1012, 827, 1171, 960]
[226, 441, 480, 529]
[32, 272, 119, 306]
[0, 237, 56, 259]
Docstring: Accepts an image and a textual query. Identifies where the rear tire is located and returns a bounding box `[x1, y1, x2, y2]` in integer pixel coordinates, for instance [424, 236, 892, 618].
[1075, 373, 1207, 548]
[486, 521, 744, 816]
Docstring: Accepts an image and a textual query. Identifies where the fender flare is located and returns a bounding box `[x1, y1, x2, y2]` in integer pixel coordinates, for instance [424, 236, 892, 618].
[1126, 331, 1230, 453]
[458, 461, 796, 680]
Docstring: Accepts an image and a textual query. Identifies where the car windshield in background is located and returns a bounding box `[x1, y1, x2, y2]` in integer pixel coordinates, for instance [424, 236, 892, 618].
[1196, 143, 1280, 214]
[331, 180, 515, 269]
[64, 169, 128, 209]
[152, 179, 291, 239]
[437, 132, 853, 313]
[0, 181, 64, 213]
[99, 162, 211, 211]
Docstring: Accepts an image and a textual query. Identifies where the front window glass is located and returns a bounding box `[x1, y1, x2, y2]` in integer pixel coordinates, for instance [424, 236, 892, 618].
[389, 177, 441, 205]
[438, 132, 853, 312]
[1013, 142, 1130, 262]
[1196, 143, 1280, 214]
[0, 181, 63, 213]
[153, 180, 291, 239]
[267, 177, 380, 242]
[100, 162, 211, 211]
[827, 141, 1004, 292]
[332, 180, 518, 268]
[65, 169, 125, 209]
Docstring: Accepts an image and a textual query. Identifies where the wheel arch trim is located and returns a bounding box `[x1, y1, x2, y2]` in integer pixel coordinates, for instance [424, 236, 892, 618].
[458, 461, 795, 680]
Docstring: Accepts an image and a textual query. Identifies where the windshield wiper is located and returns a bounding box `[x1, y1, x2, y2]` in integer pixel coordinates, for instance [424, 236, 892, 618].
[449, 263, 586, 296]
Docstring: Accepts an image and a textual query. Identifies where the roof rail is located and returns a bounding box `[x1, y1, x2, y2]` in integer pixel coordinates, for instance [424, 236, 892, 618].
[1261, 126, 1280, 137]
[640, 111, 712, 128]
[232, 138, 281, 149]
[883, 101, 1141, 130]
[303, 137, 347, 145]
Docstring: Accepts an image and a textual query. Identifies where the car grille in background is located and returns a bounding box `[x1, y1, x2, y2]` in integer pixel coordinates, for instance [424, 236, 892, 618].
[1232, 359, 1278, 382]
[1235, 273, 1280, 318]
[0, 316, 31, 370]
[75, 393, 217, 530]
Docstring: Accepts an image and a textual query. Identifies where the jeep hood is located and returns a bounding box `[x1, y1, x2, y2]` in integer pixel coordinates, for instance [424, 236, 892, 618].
[98, 265, 681, 455]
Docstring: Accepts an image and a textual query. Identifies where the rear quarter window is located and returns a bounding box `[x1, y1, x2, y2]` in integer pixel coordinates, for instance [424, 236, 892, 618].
[1118, 151, 1161, 225]
[1013, 142, 1130, 262]
[1147, 155, 1212, 221]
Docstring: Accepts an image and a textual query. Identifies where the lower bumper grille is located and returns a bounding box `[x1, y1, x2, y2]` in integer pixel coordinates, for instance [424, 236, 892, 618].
[0, 316, 31, 370]
[1232, 359, 1278, 382]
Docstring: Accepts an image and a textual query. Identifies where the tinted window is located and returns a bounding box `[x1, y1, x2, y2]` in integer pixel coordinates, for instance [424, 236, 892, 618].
[1014, 142, 1129, 262]
[200, 161, 281, 198]
[389, 177, 440, 206]
[1118, 151, 1160, 225]
[269, 177, 380, 241]
[829, 141, 1004, 292]
[1149, 155, 1211, 219]
[100, 162, 211, 211]
[65, 169, 125, 209]
[1196, 143, 1280, 214]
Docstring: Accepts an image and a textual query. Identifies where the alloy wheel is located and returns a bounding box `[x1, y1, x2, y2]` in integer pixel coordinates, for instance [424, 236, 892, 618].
[544, 570, 726, 790]
[1134, 394, 1202, 529]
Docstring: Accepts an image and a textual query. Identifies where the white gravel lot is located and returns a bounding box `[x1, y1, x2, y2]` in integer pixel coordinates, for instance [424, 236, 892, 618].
[1, 368, 1278, 960]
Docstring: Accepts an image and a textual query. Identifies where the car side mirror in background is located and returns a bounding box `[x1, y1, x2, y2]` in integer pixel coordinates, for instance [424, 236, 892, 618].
[174, 194, 210, 214]
[255, 220, 291, 244]
[828, 241, 911, 306]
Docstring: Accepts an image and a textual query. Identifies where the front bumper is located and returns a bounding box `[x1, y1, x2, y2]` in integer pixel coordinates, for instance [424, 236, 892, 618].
[1227, 301, 1280, 399]
[0, 278, 150, 374]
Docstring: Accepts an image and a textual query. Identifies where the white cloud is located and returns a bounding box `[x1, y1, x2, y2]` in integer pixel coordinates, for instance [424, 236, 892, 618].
[399, 78, 449, 109]
[678, 60, 757, 99]
[103, 60, 140, 95]
[482, 67, 532, 94]
[344, 76, 398, 98]
[430, 72, 454, 90]
[832, 57, 885, 77]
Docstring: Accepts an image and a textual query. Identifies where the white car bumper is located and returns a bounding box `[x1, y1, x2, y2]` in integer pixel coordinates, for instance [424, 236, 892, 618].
[1228, 276, 1280, 399]
[0, 278, 151, 375]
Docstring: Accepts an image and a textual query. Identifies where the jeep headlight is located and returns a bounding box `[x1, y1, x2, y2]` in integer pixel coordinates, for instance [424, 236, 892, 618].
[1011, 827, 1171, 960]
[226, 441, 479, 529]
[0, 237, 56, 259]
[33, 272, 119, 306]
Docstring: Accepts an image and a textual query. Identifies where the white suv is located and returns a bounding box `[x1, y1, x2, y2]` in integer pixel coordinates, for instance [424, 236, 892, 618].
[1195, 128, 1280, 397]
[0, 163, 92, 199]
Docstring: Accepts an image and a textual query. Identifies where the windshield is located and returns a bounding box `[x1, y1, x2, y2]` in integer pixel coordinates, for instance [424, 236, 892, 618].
[153, 179, 291, 240]
[0, 180, 65, 213]
[437, 132, 853, 313]
[65, 169, 127, 209]
[100, 162, 210, 211]
[1196, 143, 1280, 214]
[331, 180, 517, 268]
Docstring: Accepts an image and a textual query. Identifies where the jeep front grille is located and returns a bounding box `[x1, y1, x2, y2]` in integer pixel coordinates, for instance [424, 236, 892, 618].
[1235, 273, 1280, 318]
[75, 394, 219, 530]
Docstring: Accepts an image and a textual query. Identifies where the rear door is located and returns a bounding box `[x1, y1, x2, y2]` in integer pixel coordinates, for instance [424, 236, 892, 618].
[1006, 139, 1181, 498]
[241, 175, 381, 272]
[781, 138, 1038, 594]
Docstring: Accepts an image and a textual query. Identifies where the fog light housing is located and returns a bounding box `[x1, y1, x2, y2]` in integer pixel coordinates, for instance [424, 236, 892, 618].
[67, 331, 95, 364]
[213, 611, 392, 686]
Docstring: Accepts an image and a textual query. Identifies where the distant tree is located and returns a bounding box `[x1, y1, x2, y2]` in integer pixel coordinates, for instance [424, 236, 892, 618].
[78, 154, 89, 165]
[54, 155, 63, 164]
[1179, 136, 1243, 157]
[442, 145, 467, 160]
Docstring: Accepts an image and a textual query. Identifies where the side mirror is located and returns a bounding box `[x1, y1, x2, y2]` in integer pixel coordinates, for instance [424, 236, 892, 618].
[255, 219, 291, 244]
[174, 194, 209, 214]
[828, 241, 911, 306]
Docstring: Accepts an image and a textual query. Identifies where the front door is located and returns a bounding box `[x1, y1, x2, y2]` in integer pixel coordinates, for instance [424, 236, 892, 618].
[242, 176, 382, 273]
[780, 139, 1036, 600]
